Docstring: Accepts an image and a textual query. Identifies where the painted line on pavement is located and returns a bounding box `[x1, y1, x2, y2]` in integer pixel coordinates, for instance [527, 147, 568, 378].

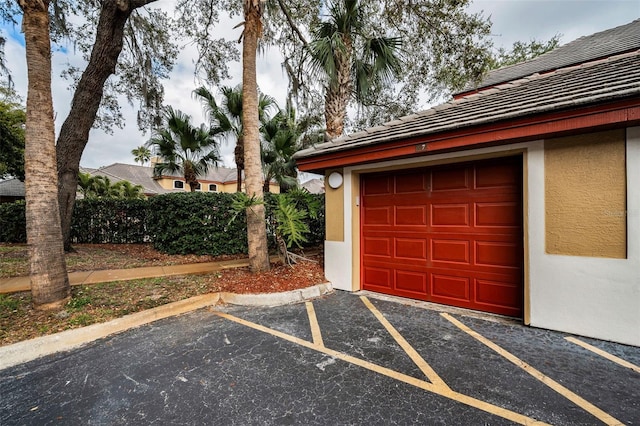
[441, 313, 622, 426]
[213, 310, 550, 425]
[565, 336, 640, 374]
[360, 296, 450, 390]
[306, 302, 324, 347]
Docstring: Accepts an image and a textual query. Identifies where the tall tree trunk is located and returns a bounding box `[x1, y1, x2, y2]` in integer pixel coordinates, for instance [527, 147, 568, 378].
[234, 141, 244, 192]
[56, 1, 154, 251]
[324, 35, 353, 139]
[242, 0, 270, 272]
[19, 0, 70, 309]
[184, 163, 197, 192]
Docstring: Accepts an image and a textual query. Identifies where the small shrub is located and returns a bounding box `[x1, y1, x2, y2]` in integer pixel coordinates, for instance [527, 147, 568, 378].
[67, 295, 92, 311]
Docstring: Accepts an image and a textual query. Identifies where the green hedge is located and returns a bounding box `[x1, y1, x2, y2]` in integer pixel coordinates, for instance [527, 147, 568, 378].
[0, 201, 26, 243]
[0, 193, 325, 255]
[71, 199, 148, 244]
[147, 192, 248, 255]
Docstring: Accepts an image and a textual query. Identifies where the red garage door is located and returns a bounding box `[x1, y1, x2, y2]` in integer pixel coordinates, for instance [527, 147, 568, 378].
[361, 157, 523, 317]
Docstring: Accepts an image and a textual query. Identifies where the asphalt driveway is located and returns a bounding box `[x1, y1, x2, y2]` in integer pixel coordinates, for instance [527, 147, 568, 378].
[1, 291, 638, 425]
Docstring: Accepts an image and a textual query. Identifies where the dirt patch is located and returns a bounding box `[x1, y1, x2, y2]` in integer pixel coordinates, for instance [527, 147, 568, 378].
[0, 244, 326, 346]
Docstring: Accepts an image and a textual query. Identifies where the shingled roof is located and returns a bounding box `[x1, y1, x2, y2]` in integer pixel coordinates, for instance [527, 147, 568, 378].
[458, 19, 640, 94]
[87, 164, 170, 195]
[0, 178, 25, 197]
[295, 20, 640, 161]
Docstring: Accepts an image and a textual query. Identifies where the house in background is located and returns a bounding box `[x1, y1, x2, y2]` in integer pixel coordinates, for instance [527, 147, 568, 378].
[1, 161, 290, 202]
[82, 162, 280, 196]
[295, 20, 640, 346]
[0, 178, 25, 203]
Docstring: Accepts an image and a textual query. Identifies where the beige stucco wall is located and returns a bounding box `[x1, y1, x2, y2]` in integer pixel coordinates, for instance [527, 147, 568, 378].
[325, 169, 345, 242]
[155, 178, 175, 190]
[216, 182, 239, 193]
[154, 178, 279, 194]
[267, 183, 281, 194]
[544, 129, 626, 258]
[156, 178, 227, 192]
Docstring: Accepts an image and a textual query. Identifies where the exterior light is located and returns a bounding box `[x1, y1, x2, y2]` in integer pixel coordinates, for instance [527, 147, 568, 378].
[327, 171, 343, 189]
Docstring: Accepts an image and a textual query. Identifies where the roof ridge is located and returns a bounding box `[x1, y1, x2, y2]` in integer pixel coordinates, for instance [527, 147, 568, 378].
[90, 167, 126, 182]
[456, 19, 640, 95]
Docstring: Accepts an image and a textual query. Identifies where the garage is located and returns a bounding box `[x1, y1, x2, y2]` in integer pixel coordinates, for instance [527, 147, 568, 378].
[361, 156, 523, 317]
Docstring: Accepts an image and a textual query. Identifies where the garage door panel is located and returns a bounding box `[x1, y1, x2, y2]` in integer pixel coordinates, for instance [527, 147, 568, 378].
[431, 239, 470, 264]
[475, 162, 520, 189]
[363, 206, 392, 225]
[363, 237, 392, 257]
[431, 203, 470, 226]
[363, 175, 392, 195]
[395, 270, 427, 294]
[395, 172, 428, 193]
[474, 278, 522, 316]
[431, 274, 470, 302]
[475, 241, 520, 268]
[431, 167, 469, 191]
[363, 267, 392, 289]
[395, 205, 427, 226]
[475, 202, 520, 227]
[361, 157, 523, 317]
[395, 238, 427, 260]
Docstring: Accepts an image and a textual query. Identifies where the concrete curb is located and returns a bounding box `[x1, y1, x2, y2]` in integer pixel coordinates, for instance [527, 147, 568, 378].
[220, 282, 333, 306]
[0, 283, 333, 371]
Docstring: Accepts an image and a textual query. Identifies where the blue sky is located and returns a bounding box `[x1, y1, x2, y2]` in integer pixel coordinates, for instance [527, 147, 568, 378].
[4, 24, 23, 46]
[2, 0, 639, 170]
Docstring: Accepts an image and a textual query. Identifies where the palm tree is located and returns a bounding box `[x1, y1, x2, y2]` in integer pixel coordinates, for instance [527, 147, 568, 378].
[308, 0, 403, 139]
[131, 145, 151, 166]
[20, 0, 70, 309]
[194, 84, 275, 192]
[77, 172, 145, 199]
[77, 172, 97, 198]
[147, 107, 220, 192]
[91, 175, 122, 198]
[241, 0, 270, 272]
[113, 180, 145, 199]
[261, 105, 315, 193]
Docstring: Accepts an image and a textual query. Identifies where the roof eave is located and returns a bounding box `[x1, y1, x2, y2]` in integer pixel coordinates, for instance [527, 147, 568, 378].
[297, 97, 640, 174]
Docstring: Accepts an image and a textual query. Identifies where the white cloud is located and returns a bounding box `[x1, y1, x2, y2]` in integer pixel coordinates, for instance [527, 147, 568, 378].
[469, 0, 639, 48]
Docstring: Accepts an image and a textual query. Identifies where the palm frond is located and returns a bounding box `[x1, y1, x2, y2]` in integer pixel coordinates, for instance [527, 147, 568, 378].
[275, 196, 309, 248]
[147, 106, 220, 183]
